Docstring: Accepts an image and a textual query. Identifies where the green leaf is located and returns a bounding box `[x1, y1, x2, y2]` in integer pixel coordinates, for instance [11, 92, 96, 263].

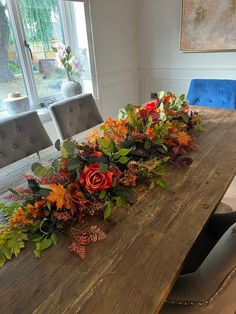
[67, 157, 80, 171]
[40, 238, 52, 250]
[55, 139, 61, 151]
[144, 140, 151, 150]
[7, 188, 21, 195]
[52, 159, 60, 172]
[149, 181, 155, 190]
[104, 201, 114, 220]
[108, 140, 116, 152]
[159, 179, 168, 189]
[31, 162, 42, 173]
[34, 238, 53, 258]
[113, 185, 135, 204]
[99, 162, 108, 173]
[114, 148, 131, 159]
[0, 253, 6, 267]
[2, 246, 12, 260]
[63, 140, 76, 156]
[114, 196, 130, 207]
[100, 138, 110, 149]
[118, 156, 129, 164]
[61, 146, 69, 159]
[99, 190, 106, 200]
[50, 233, 57, 246]
[67, 63, 72, 72]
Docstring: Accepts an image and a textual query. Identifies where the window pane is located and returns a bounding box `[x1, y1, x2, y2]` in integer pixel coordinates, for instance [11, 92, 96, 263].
[0, 0, 26, 112]
[18, 0, 67, 100]
[72, 1, 93, 94]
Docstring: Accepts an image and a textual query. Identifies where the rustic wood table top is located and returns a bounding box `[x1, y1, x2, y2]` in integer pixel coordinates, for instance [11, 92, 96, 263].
[1, 107, 236, 314]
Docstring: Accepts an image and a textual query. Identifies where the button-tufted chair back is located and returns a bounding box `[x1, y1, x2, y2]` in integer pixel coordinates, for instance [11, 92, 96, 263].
[49, 93, 103, 140]
[0, 111, 52, 168]
[187, 79, 236, 110]
[161, 222, 236, 313]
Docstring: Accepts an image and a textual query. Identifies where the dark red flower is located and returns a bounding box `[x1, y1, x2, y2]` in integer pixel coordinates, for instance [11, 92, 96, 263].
[110, 166, 122, 186]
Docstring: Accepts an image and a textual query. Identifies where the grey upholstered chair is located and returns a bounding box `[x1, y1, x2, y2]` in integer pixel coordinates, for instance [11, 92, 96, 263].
[49, 93, 103, 140]
[0, 111, 52, 168]
[161, 215, 236, 314]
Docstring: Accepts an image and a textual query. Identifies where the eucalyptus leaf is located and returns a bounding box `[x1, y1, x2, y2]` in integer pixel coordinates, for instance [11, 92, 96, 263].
[55, 139, 61, 151]
[118, 156, 129, 164]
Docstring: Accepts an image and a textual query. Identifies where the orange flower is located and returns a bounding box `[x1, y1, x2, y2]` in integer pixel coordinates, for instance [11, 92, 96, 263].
[103, 118, 128, 145]
[85, 128, 100, 147]
[9, 207, 33, 225]
[176, 132, 191, 146]
[146, 127, 155, 140]
[47, 184, 75, 214]
[26, 204, 41, 218]
[79, 163, 113, 194]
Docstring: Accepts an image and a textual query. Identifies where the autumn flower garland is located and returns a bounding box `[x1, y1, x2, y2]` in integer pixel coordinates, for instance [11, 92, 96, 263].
[0, 91, 202, 266]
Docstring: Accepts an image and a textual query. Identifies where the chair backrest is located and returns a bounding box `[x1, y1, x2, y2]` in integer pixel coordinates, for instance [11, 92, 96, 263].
[0, 111, 52, 168]
[187, 79, 236, 110]
[161, 223, 236, 313]
[49, 93, 103, 140]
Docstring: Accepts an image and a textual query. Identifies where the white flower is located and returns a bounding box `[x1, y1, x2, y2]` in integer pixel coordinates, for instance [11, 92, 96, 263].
[69, 56, 82, 72]
[54, 42, 66, 52]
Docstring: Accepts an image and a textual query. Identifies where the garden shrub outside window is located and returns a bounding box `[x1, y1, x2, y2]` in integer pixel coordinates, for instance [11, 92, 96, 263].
[0, 0, 97, 113]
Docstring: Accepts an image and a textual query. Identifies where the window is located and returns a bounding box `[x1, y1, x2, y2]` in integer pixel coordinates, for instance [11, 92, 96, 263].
[0, 0, 97, 113]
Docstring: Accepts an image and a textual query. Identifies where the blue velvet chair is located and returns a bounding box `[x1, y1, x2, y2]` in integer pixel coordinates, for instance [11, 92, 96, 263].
[187, 79, 236, 110]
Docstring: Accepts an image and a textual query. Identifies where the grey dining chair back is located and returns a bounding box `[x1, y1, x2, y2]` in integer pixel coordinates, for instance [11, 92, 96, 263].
[0, 111, 52, 168]
[49, 93, 103, 140]
[161, 223, 236, 314]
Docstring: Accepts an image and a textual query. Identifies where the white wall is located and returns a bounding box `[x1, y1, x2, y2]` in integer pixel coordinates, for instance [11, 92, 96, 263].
[90, 0, 139, 119]
[137, 0, 236, 102]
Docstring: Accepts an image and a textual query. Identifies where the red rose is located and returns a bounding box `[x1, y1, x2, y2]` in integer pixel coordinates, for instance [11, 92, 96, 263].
[79, 163, 113, 193]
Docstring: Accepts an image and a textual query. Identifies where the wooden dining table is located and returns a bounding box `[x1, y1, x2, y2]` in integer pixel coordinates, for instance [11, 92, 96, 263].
[1, 106, 236, 314]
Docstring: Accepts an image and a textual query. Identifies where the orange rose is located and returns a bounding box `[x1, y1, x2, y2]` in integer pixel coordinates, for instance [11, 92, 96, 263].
[79, 163, 113, 193]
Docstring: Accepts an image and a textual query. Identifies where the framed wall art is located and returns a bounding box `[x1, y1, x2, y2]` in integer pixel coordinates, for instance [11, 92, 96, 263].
[180, 0, 236, 52]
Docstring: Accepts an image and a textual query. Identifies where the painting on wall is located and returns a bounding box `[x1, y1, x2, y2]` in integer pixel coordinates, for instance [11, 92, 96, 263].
[180, 0, 236, 52]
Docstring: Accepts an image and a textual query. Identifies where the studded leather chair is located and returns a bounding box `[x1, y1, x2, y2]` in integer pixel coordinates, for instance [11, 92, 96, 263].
[160, 217, 236, 314]
[0, 111, 52, 168]
[49, 93, 103, 140]
[187, 79, 236, 110]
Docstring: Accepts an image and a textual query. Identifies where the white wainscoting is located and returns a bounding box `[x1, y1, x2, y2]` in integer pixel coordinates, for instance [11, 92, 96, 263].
[139, 66, 236, 103]
[98, 67, 139, 119]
